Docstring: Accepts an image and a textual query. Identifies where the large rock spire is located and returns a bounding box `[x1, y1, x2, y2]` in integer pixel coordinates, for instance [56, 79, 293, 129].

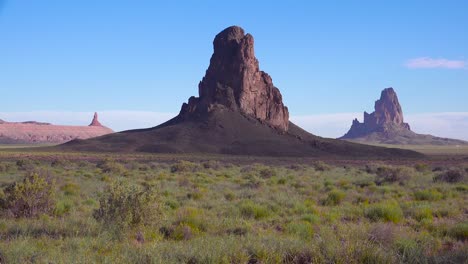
[179, 26, 290, 132]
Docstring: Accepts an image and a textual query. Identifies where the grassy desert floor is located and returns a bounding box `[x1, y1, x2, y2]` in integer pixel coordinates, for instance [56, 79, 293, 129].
[365, 144, 468, 156]
[0, 150, 466, 263]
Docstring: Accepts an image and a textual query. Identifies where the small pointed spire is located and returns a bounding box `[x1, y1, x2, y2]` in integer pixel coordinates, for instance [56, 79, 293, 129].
[89, 112, 102, 126]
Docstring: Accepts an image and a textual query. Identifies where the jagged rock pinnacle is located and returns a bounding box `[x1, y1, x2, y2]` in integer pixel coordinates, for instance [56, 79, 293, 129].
[341, 88, 411, 139]
[89, 112, 103, 127]
[178, 26, 290, 132]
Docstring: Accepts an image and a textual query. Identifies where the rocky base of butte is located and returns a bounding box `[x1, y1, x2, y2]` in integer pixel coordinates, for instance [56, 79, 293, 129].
[340, 88, 467, 145]
[61, 26, 421, 158]
[0, 113, 113, 144]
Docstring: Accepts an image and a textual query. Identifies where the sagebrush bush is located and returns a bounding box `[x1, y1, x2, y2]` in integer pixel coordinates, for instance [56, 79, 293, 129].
[239, 200, 270, 219]
[170, 160, 200, 173]
[286, 221, 314, 239]
[97, 159, 127, 174]
[413, 189, 443, 201]
[93, 179, 158, 229]
[322, 190, 345, 206]
[375, 166, 411, 185]
[312, 161, 331, 171]
[364, 202, 403, 223]
[449, 222, 468, 241]
[433, 169, 465, 183]
[0, 171, 56, 218]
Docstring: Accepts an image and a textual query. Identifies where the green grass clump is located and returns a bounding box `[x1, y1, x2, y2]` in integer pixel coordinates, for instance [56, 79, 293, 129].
[449, 222, 468, 241]
[239, 200, 270, 219]
[286, 221, 314, 239]
[413, 189, 443, 201]
[322, 190, 345, 206]
[364, 202, 403, 223]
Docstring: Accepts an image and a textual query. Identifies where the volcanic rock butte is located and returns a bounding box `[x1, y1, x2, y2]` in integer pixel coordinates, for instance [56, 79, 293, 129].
[0, 112, 114, 144]
[179, 26, 289, 132]
[340, 88, 467, 145]
[61, 26, 421, 158]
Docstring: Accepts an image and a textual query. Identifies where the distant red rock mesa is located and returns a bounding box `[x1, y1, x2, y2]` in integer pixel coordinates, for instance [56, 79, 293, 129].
[0, 112, 113, 144]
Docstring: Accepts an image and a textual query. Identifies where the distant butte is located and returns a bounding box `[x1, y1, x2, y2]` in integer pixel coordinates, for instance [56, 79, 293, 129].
[59, 26, 421, 158]
[340, 88, 467, 145]
[0, 113, 113, 144]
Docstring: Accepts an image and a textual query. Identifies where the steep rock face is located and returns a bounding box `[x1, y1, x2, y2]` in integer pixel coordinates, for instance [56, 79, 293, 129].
[342, 88, 410, 138]
[179, 26, 289, 132]
[0, 113, 113, 144]
[340, 88, 467, 145]
[89, 112, 103, 126]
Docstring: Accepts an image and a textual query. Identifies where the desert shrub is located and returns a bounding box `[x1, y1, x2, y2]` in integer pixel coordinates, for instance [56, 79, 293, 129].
[433, 169, 465, 183]
[202, 160, 221, 170]
[414, 163, 430, 172]
[277, 178, 287, 185]
[394, 238, 424, 263]
[171, 224, 198, 240]
[60, 183, 80, 196]
[93, 179, 158, 229]
[0, 162, 14, 173]
[97, 159, 127, 174]
[301, 213, 320, 224]
[409, 205, 433, 223]
[312, 161, 331, 171]
[174, 207, 206, 232]
[170, 160, 200, 173]
[0, 171, 56, 218]
[239, 200, 270, 219]
[224, 191, 235, 201]
[448, 222, 468, 241]
[322, 190, 345, 206]
[258, 167, 277, 179]
[375, 166, 412, 185]
[364, 202, 403, 223]
[413, 189, 443, 201]
[15, 159, 35, 171]
[368, 223, 396, 247]
[286, 221, 314, 239]
[54, 200, 73, 216]
[50, 158, 71, 168]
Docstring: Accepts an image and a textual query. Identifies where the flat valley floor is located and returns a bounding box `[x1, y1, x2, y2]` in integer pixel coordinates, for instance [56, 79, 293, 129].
[0, 146, 466, 263]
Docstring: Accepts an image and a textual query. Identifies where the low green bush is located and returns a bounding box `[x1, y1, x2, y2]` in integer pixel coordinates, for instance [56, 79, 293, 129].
[364, 202, 403, 223]
[375, 166, 412, 185]
[413, 189, 443, 201]
[0, 171, 56, 218]
[449, 222, 468, 241]
[433, 169, 465, 183]
[97, 159, 127, 174]
[286, 221, 314, 239]
[322, 190, 345, 206]
[170, 160, 201, 173]
[93, 179, 158, 229]
[239, 200, 270, 219]
[312, 161, 331, 171]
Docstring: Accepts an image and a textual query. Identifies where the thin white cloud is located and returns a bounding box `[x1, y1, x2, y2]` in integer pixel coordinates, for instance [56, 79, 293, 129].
[405, 57, 466, 69]
[1, 111, 467, 141]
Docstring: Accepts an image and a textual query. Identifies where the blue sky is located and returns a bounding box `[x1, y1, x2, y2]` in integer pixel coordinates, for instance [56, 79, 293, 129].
[1, 1, 467, 139]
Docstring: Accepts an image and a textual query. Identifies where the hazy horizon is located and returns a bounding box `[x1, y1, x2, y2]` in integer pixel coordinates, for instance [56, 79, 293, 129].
[1, 1, 467, 140]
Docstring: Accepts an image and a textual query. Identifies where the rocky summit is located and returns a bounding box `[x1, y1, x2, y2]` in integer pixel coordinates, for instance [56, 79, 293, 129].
[179, 26, 289, 132]
[60, 26, 421, 158]
[341, 88, 467, 145]
[0, 113, 113, 144]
